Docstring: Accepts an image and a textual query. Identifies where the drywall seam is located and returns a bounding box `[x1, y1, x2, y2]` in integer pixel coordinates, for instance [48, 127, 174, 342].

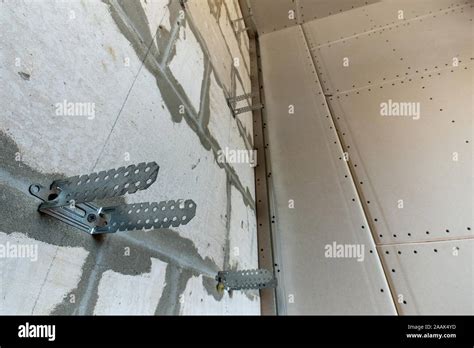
[300, 24, 399, 314]
[311, 2, 471, 49]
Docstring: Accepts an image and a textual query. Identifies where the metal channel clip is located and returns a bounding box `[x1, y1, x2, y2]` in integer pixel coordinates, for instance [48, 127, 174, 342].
[216, 269, 277, 292]
[227, 92, 263, 117]
[231, 15, 253, 33]
[29, 162, 196, 235]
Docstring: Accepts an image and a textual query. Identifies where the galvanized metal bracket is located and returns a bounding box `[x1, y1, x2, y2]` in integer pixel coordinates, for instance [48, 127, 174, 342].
[29, 162, 196, 235]
[231, 15, 253, 33]
[215, 269, 277, 291]
[227, 92, 263, 117]
[234, 103, 264, 115]
[231, 15, 253, 24]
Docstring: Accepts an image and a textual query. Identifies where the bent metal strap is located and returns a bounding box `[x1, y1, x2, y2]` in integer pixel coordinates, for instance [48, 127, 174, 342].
[216, 269, 277, 290]
[29, 162, 196, 235]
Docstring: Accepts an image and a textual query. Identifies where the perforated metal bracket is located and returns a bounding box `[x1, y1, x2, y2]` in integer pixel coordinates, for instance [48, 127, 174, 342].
[36, 162, 159, 210]
[231, 15, 253, 33]
[227, 92, 255, 103]
[231, 15, 253, 24]
[227, 93, 263, 117]
[234, 103, 264, 115]
[29, 162, 197, 235]
[216, 269, 277, 291]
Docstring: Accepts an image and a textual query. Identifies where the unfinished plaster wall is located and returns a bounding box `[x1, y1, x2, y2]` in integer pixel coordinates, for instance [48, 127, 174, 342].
[0, 0, 259, 315]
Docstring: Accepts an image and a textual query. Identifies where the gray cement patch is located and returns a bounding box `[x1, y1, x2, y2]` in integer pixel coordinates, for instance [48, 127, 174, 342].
[0, 130, 224, 314]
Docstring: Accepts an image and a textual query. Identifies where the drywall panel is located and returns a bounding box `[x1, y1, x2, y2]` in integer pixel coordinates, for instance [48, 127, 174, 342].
[305, 2, 473, 94]
[304, 0, 468, 47]
[248, 0, 297, 35]
[248, 0, 380, 35]
[259, 26, 396, 314]
[298, 0, 378, 23]
[305, 5, 473, 245]
[327, 63, 473, 245]
[302, 0, 473, 315]
[378, 239, 474, 314]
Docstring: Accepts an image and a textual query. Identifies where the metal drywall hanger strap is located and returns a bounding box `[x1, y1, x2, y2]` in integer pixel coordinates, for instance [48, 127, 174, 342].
[227, 92, 256, 103]
[215, 269, 277, 291]
[231, 15, 254, 33]
[99, 200, 196, 233]
[29, 162, 197, 235]
[231, 15, 254, 24]
[234, 103, 264, 115]
[227, 92, 263, 117]
[35, 162, 159, 209]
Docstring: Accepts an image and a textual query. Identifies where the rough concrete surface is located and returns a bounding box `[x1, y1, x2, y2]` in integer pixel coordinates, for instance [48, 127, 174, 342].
[0, 0, 259, 315]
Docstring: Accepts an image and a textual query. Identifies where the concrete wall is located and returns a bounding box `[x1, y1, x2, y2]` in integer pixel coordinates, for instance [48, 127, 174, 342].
[0, 0, 259, 315]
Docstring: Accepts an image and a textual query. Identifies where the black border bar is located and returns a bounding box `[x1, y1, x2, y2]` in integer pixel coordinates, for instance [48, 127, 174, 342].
[0, 316, 473, 345]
